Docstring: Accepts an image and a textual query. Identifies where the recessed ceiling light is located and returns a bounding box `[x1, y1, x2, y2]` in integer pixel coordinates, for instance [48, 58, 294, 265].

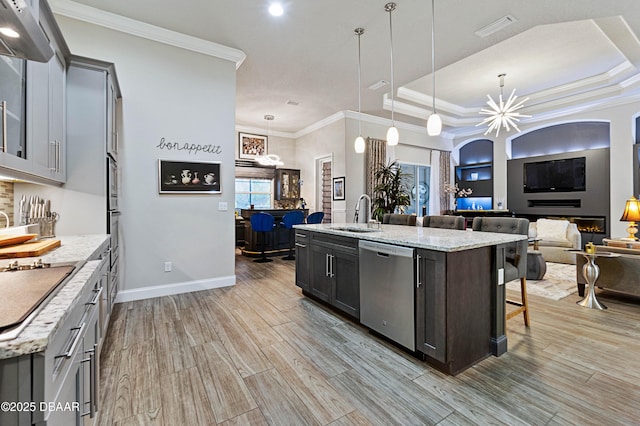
[368, 80, 389, 90]
[0, 27, 20, 38]
[475, 15, 517, 38]
[268, 3, 284, 17]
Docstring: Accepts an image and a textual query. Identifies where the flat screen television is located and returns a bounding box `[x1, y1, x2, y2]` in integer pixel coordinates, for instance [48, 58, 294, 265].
[523, 157, 586, 193]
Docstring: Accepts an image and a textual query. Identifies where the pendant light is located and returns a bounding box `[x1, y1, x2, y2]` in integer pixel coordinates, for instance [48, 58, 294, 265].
[427, 0, 442, 136]
[477, 73, 531, 137]
[385, 2, 399, 146]
[257, 114, 283, 166]
[354, 27, 366, 154]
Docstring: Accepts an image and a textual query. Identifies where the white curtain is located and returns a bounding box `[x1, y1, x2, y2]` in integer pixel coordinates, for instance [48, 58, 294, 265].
[429, 150, 452, 215]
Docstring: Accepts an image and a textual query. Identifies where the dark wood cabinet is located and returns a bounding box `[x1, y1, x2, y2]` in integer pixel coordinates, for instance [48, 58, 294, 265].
[301, 233, 359, 318]
[415, 246, 493, 375]
[294, 230, 309, 291]
[275, 169, 300, 200]
[415, 249, 447, 362]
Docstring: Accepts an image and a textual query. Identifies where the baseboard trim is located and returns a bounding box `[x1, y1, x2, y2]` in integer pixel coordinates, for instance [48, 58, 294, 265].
[115, 275, 235, 303]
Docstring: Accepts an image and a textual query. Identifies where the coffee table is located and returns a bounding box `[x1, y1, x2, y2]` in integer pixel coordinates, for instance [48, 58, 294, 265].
[569, 250, 620, 310]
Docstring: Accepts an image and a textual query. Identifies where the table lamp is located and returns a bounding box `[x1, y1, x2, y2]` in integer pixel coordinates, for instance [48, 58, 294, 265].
[620, 196, 640, 240]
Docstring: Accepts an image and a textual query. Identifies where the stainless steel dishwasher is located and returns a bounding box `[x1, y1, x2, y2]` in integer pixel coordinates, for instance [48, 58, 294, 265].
[359, 240, 415, 351]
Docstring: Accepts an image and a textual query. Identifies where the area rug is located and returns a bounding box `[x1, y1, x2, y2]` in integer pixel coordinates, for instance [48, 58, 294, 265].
[507, 262, 578, 300]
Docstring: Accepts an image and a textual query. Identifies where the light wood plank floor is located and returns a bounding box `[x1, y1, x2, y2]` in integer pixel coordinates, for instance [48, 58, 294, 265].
[98, 252, 640, 425]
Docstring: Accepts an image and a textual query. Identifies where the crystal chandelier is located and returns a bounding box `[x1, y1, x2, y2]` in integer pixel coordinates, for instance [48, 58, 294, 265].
[477, 73, 530, 137]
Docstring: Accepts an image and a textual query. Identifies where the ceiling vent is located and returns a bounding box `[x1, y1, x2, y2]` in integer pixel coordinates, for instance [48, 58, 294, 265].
[475, 15, 517, 38]
[286, 100, 299, 106]
[368, 80, 389, 90]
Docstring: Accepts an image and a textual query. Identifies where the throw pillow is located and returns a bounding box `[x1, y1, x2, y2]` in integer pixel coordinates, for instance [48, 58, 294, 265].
[536, 218, 569, 241]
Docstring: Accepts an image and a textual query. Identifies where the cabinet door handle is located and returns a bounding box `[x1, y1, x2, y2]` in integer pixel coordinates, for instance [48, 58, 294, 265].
[56, 140, 61, 173]
[416, 254, 422, 288]
[55, 322, 85, 359]
[1, 101, 6, 153]
[325, 253, 329, 277]
[81, 347, 96, 418]
[329, 255, 335, 277]
[87, 286, 103, 305]
[295, 242, 306, 248]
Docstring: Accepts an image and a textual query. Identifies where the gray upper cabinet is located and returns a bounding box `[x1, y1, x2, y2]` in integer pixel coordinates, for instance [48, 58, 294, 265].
[0, 0, 68, 183]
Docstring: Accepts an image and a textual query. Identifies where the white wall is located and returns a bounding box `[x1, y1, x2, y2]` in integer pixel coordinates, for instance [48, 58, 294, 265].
[56, 16, 237, 297]
[296, 120, 346, 221]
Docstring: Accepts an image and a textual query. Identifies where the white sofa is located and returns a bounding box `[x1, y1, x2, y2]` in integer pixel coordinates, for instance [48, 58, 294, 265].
[528, 219, 582, 264]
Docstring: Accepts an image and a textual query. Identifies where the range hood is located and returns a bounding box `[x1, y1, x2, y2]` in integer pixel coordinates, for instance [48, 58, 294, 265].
[0, 0, 53, 62]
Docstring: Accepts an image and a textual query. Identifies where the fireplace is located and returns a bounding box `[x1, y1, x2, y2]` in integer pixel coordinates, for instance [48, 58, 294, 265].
[568, 216, 606, 234]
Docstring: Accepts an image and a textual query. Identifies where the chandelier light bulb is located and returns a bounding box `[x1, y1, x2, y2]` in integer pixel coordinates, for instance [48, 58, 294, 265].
[354, 136, 365, 153]
[387, 126, 399, 146]
[477, 74, 531, 137]
[427, 113, 442, 136]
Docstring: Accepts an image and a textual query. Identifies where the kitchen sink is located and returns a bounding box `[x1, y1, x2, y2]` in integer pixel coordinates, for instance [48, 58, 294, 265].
[330, 226, 382, 233]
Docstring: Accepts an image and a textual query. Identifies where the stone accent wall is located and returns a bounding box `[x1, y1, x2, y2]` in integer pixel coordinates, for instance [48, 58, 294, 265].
[0, 181, 14, 227]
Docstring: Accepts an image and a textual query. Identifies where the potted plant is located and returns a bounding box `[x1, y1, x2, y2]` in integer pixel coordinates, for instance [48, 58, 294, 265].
[371, 160, 411, 221]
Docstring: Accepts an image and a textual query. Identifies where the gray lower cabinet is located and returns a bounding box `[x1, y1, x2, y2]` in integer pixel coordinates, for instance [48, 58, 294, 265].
[304, 233, 359, 318]
[415, 247, 493, 375]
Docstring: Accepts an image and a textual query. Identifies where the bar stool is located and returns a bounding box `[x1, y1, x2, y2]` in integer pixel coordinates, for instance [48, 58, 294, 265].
[472, 217, 530, 326]
[281, 210, 304, 260]
[306, 211, 324, 224]
[250, 212, 275, 263]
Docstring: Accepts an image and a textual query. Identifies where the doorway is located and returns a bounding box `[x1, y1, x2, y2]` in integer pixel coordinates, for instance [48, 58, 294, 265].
[316, 155, 332, 223]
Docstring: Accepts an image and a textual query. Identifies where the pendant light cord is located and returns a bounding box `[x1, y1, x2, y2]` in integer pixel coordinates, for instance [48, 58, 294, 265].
[431, 0, 436, 114]
[387, 3, 395, 125]
[356, 28, 363, 136]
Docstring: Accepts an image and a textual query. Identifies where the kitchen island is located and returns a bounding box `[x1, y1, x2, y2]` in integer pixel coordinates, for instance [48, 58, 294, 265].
[293, 223, 526, 375]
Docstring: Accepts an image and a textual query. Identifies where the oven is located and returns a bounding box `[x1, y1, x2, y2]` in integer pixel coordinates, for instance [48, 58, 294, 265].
[107, 156, 118, 212]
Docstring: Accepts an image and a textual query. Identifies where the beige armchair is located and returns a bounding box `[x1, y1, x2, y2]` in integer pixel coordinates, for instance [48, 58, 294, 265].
[528, 219, 581, 264]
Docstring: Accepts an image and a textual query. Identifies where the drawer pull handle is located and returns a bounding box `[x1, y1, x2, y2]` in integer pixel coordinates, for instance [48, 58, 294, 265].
[55, 322, 85, 359]
[87, 286, 103, 306]
[295, 242, 306, 248]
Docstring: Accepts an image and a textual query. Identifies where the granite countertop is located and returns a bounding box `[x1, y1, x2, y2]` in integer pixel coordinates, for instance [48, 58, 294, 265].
[0, 234, 109, 359]
[294, 223, 526, 252]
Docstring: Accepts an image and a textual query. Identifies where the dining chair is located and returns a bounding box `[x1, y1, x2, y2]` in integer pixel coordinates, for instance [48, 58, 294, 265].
[306, 211, 324, 224]
[382, 213, 417, 226]
[422, 215, 465, 230]
[280, 210, 305, 260]
[250, 212, 275, 263]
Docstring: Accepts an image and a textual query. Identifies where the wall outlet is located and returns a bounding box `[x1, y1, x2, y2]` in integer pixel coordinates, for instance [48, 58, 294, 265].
[164, 261, 172, 272]
[218, 201, 228, 211]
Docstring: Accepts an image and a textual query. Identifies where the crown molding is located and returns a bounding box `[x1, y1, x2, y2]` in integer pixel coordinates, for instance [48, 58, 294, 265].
[49, 0, 246, 69]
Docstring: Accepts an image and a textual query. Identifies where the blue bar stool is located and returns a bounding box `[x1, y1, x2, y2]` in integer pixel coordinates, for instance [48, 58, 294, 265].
[306, 211, 324, 224]
[281, 210, 305, 260]
[250, 212, 275, 263]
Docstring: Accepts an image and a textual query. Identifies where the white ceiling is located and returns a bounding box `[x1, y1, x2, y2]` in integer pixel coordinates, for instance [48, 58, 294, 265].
[60, 0, 640, 137]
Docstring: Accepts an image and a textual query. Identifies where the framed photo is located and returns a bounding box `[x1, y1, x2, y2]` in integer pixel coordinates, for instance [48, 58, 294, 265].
[333, 176, 345, 201]
[239, 132, 268, 159]
[158, 159, 221, 194]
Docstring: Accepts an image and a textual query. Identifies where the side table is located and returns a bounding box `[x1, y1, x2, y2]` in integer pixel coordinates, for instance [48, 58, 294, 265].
[569, 250, 620, 310]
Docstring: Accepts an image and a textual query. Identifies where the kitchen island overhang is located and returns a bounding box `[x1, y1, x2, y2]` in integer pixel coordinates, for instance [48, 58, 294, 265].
[293, 223, 527, 375]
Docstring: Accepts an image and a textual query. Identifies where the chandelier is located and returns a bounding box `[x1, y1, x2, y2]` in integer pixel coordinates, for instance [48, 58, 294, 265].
[477, 73, 530, 137]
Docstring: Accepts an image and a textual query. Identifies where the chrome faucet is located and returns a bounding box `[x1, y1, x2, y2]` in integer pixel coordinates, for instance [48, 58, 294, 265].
[0, 211, 9, 228]
[354, 194, 372, 223]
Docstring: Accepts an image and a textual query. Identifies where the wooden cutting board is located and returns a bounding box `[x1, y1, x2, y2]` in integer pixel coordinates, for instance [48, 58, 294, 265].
[0, 239, 61, 259]
[0, 234, 38, 248]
